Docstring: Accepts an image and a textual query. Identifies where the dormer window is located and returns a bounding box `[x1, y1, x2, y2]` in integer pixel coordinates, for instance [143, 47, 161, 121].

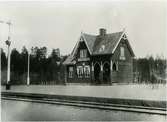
[80, 49, 87, 58]
[120, 47, 125, 60]
[99, 45, 105, 52]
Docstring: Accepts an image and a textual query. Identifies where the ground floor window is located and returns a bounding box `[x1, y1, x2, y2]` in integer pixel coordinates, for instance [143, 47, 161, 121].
[77, 65, 90, 78]
[69, 66, 73, 78]
[113, 62, 118, 71]
[77, 66, 83, 78]
[84, 65, 90, 78]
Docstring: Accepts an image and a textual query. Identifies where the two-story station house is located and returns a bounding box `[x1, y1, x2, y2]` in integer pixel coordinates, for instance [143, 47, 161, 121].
[63, 28, 135, 84]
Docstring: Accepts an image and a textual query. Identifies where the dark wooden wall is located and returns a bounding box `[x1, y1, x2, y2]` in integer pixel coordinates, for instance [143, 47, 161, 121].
[111, 39, 133, 83]
[67, 41, 92, 83]
[66, 38, 134, 84]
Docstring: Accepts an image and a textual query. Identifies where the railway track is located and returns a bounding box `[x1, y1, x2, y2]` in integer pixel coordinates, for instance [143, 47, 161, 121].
[1, 92, 167, 115]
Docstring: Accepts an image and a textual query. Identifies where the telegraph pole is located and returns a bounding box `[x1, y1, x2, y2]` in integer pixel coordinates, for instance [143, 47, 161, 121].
[6, 40, 11, 83]
[6, 21, 11, 90]
[0, 47, 1, 84]
[5, 21, 12, 90]
[27, 51, 30, 85]
[0, 20, 12, 89]
[0, 20, 3, 84]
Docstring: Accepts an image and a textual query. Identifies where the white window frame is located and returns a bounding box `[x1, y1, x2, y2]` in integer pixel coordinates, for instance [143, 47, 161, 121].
[77, 66, 83, 78]
[99, 45, 105, 52]
[84, 65, 90, 78]
[120, 46, 125, 60]
[83, 49, 87, 58]
[68, 67, 73, 78]
[80, 49, 87, 58]
[80, 50, 83, 58]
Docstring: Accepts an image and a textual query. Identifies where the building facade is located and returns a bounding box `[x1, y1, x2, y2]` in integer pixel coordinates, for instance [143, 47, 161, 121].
[63, 28, 135, 84]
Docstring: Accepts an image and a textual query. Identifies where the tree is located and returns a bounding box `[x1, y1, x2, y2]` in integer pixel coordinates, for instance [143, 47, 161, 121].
[134, 55, 167, 84]
[1, 49, 7, 70]
[1, 49, 7, 85]
[45, 49, 61, 84]
[10, 48, 22, 84]
[20, 46, 28, 73]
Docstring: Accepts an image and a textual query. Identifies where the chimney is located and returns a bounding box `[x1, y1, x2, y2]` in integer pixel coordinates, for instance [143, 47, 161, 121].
[99, 28, 106, 36]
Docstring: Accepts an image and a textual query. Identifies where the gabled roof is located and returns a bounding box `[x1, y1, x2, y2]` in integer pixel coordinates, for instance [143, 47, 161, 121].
[63, 29, 135, 65]
[82, 33, 96, 54]
[83, 31, 124, 55]
[63, 55, 76, 65]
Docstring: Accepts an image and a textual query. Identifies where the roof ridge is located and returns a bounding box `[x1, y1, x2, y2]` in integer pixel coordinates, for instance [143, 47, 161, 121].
[83, 31, 124, 37]
[107, 31, 124, 35]
[82, 32, 97, 37]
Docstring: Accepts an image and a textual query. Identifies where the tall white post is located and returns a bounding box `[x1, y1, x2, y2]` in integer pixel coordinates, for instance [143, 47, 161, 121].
[6, 21, 12, 90]
[0, 22, 2, 84]
[0, 48, 1, 84]
[1, 20, 12, 89]
[7, 44, 11, 84]
[27, 52, 30, 85]
[7, 22, 11, 85]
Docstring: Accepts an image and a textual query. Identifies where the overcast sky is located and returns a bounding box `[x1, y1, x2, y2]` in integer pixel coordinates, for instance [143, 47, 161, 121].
[0, 1, 166, 58]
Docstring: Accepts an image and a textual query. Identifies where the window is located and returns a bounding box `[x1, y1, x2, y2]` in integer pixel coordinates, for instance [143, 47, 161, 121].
[113, 62, 118, 71]
[113, 63, 117, 71]
[80, 50, 83, 58]
[80, 49, 87, 58]
[69, 67, 73, 78]
[77, 66, 83, 78]
[120, 47, 125, 60]
[99, 45, 105, 52]
[84, 66, 90, 78]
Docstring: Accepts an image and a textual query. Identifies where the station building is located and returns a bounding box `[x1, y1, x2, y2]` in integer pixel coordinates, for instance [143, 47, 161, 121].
[63, 28, 135, 84]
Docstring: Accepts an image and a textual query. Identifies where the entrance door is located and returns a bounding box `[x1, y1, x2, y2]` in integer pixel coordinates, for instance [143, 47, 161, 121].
[94, 63, 101, 84]
[103, 63, 110, 83]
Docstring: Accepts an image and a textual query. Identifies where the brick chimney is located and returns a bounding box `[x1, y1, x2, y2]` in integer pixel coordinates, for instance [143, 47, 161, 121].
[99, 28, 106, 36]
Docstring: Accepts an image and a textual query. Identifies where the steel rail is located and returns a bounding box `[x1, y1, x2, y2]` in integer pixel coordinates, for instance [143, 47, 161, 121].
[2, 95, 166, 116]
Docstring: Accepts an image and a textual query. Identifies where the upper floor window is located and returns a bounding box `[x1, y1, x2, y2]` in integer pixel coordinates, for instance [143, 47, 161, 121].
[80, 49, 87, 58]
[69, 67, 73, 78]
[120, 47, 125, 60]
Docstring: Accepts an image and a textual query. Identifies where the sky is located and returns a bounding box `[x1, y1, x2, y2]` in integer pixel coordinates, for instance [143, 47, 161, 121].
[0, 0, 167, 58]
